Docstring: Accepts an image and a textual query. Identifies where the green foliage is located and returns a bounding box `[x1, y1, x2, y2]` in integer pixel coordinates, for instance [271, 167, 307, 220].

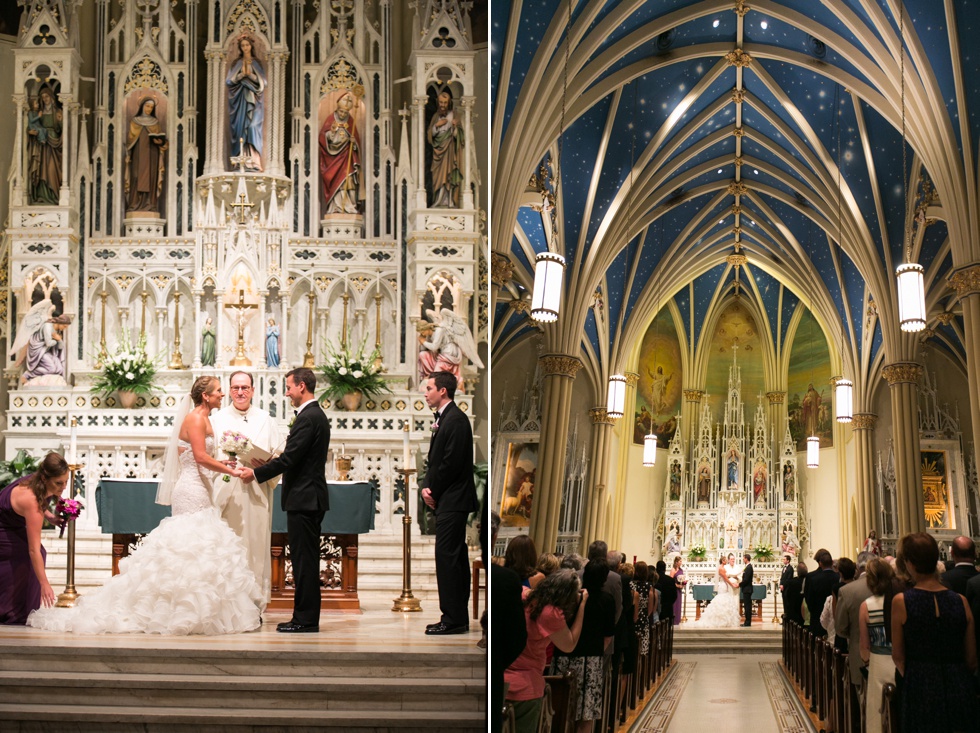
[753, 543, 775, 562]
[0, 449, 40, 487]
[687, 543, 707, 561]
[317, 338, 392, 402]
[91, 330, 159, 397]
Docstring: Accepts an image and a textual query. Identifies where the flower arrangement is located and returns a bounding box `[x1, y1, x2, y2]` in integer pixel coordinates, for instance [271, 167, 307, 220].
[317, 337, 391, 402]
[753, 543, 775, 562]
[687, 543, 707, 561]
[54, 497, 83, 538]
[218, 430, 252, 482]
[90, 330, 158, 397]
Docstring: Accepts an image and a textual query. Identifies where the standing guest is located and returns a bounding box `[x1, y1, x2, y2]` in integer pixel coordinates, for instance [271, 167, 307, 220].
[561, 553, 585, 571]
[535, 552, 561, 579]
[779, 554, 795, 616]
[581, 540, 621, 624]
[965, 564, 980, 669]
[504, 534, 543, 589]
[504, 569, 586, 733]
[632, 562, 655, 658]
[784, 562, 808, 626]
[211, 371, 283, 611]
[940, 536, 978, 594]
[669, 555, 686, 624]
[835, 553, 873, 731]
[241, 368, 330, 633]
[892, 532, 978, 732]
[420, 371, 479, 635]
[0, 453, 69, 624]
[859, 557, 896, 733]
[608, 551, 634, 721]
[491, 512, 527, 733]
[552, 559, 616, 733]
[655, 559, 678, 624]
[804, 548, 840, 637]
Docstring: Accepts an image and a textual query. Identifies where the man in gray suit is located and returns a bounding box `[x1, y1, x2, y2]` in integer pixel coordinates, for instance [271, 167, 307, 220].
[835, 551, 874, 727]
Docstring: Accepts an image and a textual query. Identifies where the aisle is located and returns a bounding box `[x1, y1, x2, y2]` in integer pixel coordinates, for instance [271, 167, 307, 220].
[629, 654, 814, 733]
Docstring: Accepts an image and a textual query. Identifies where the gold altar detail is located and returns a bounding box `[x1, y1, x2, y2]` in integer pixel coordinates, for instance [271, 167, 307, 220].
[921, 451, 951, 529]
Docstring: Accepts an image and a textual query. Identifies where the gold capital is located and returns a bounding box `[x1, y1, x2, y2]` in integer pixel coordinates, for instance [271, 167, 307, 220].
[882, 362, 923, 385]
[851, 413, 878, 431]
[727, 181, 748, 196]
[731, 89, 745, 105]
[491, 252, 515, 287]
[947, 263, 980, 299]
[725, 48, 752, 67]
[625, 372, 640, 388]
[766, 391, 785, 405]
[683, 389, 705, 402]
[539, 354, 583, 378]
[589, 407, 616, 426]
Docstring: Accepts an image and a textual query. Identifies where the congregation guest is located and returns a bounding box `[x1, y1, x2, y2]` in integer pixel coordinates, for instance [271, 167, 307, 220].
[965, 561, 980, 667]
[835, 552, 873, 730]
[828, 556, 856, 651]
[504, 569, 586, 733]
[553, 559, 617, 733]
[581, 540, 621, 624]
[940, 536, 978, 594]
[490, 512, 526, 733]
[804, 548, 839, 637]
[505, 534, 544, 588]
[649, 568, 662, 623]
[779, 554, 794, 617]
[561, 553, 585, 571]
[655, 559, 678, 624]
[632, 562, 655, 659]
[669, 555, 686, 624]
[608, 552, 635, 722]
[535, 552, 561, 580]
[859, 557, 896, 733]
[0, 452, 69, 624]
[892, 532, 977, 732]
[783, 562, 807, 626]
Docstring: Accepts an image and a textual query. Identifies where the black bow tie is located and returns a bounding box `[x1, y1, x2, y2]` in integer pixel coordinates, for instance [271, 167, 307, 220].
[294, 409, 298, 416]
[433, 411, 440, 419]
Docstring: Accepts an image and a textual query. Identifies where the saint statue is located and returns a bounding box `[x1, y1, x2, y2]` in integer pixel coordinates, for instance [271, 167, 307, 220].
[726, 450, 739, 489]
[416, 308, 484, 391]
[427, 90, 464, 208]
[782, 463, 795, 502]
[200, 317, 216, 367]
[226, 36, 266, 171]
[318, 90, 361, 215]
[752, 460, 767, 507]
[668, 461, 681, 501]
[697, 464, 711, 504]
[10, 299, 72, 385]
[265, 318, 280, 368]
[124, 97, 168, 214]
[26, 86, 63, 205]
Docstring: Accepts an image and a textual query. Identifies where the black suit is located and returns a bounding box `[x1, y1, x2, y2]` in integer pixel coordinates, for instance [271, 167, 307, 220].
[941, 563, 979, 595]
[423, 400, 478, 628]
[803, 568, 840, 636]
[491, 564, 526, 733]
[779, 563, 794, 618]
[739, 562, 754, 625]
[254, 399, 330, 626]
[655, 573, 677, 622]
[783, 576, 806, 626]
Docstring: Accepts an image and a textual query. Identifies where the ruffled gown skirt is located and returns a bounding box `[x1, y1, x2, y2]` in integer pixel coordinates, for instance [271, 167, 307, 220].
[694, 587, 742, 628]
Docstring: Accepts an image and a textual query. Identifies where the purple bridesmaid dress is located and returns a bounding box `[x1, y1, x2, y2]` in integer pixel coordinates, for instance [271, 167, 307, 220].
[672, 568, 684, 624]
[0, 478, 44, 624]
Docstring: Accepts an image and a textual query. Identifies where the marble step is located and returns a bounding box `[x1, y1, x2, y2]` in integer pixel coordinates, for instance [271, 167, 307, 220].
[673, 627, 783, 654]
[0, 671, 486, 711]
[0, 703, 486, 731]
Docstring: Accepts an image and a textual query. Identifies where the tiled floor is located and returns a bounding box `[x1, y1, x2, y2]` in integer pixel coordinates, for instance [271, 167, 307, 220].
[630, 655, 814, 733]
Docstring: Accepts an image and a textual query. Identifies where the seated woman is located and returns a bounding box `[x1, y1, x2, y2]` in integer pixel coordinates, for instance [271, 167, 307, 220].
[504, 569, 587, 733]
[0, 453, 70, 624]
[28, 377, 262, 635]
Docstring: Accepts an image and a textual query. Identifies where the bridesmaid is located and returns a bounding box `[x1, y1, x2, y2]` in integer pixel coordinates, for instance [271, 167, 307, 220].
[0, 452, 69, 624]
[669, 555, 686, 625]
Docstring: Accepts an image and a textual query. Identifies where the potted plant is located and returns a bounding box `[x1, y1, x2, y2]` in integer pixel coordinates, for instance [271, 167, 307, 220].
[753, 543, 775, 562]
[317, 338, 391, 411]
[91, 330, 158, 408]
[687, 543, 707, 562]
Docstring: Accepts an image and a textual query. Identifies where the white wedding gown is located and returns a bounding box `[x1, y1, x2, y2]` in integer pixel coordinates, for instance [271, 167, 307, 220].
[28, 438, 262, 635]
[693, 568, 742, 628]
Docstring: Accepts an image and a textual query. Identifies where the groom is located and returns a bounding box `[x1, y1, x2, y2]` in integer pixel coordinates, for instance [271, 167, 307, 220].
[739, 552, 754, 627]
[241, 368, 330, 633]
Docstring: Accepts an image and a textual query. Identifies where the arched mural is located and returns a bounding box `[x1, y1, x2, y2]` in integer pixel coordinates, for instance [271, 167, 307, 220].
[704, 301, 764, 418]
[633, 307, 682, 447]
[787, 308, 833, 450]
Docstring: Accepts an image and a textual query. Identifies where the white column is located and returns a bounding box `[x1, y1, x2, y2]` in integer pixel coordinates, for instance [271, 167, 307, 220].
[258, 290, 268, 367]
[414, 95, 427, 209]
[192, 290, 203, 368]
[460, 96, 475, 210]
[214, 289, 225, 368]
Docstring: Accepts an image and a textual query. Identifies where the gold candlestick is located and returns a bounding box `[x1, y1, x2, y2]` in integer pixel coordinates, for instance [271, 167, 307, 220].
[303, 289, 316, 368]
[341, 289, 350, 351]
[96, 288, 109, 369]
[56, 461, 85, 608]
[169, 290, 186, 369]
[140, 288, 149, 338]
[373, 290, 383, 369]
[392, 467, 422, 613]
[771, 579, 781, 624]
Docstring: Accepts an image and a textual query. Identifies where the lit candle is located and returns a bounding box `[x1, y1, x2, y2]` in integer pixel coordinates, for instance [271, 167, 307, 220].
[341, 443, 345, 456]
[402, 424, 410, 466]
[69, 418, 77, 464]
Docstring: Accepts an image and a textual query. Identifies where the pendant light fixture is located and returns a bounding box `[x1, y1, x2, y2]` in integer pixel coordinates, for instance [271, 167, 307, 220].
[894, 4, 927, 332]
[530, 0, 571, 324]
[607, 374, 627, 419]
[644, 217, 664, 466]
[806, 220, 820, 468]
[833, 84, 853, 423]
[642, 433, 657, 466]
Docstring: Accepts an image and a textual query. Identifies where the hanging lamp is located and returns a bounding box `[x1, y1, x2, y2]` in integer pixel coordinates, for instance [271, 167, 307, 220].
[832, 85, 853, 423]
[643, 433, 657, 466]
[806, 435, 820, 468]
[805, 220, 820, 468]
[530, 0, 571, 324]
[607, 374, 627, 419]
[894, 4, 927, 333]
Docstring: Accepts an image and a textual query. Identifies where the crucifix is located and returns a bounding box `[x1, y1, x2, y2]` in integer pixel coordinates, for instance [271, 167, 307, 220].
[225, 289, 258, 366]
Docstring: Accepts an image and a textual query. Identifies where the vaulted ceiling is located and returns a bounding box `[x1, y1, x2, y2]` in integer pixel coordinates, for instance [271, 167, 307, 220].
[492, 0, 980, 405]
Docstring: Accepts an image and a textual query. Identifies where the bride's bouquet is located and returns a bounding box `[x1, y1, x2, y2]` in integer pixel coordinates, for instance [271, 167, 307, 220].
[218, 430, 252, 482]
[54, 497, 83, 538]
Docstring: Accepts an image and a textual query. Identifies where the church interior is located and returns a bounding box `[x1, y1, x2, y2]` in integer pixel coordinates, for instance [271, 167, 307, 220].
[0, 0, 488, 729]
[492, 1, 980, 731]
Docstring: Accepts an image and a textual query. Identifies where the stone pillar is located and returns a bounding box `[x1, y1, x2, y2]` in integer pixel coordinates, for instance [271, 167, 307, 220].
[682, 389, 704, 450]
[528, 354, 582, 553]
[948, 265, 980, 472]
[192, 290, 203, 368]
[490, 252, 514, 334]
[766, 391, 786, 442]
[214, 289, 225, 368]
[459, 96, 475, 210]
[608, 372, 639, 548]
[413, 95, 428, 209]
[581, 407, 616, 550]
[882, 363, 925, 535]
[258, 290, 268, 367]
[852, 413, 878, 550]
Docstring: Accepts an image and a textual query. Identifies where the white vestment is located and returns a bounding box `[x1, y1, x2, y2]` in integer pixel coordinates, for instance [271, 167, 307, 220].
[211, 404, 283, 610]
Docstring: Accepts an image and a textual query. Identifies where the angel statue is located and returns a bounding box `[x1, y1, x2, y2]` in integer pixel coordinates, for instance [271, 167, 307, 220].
[9, 299, 73, 386]
[416, 308, 484, 392]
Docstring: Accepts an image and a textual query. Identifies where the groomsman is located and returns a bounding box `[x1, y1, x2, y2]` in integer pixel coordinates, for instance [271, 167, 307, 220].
[739, 552, 754, 627]
[212, 371, 282, 611]
[241, 368, 330, 633]
[421, 370, 479, 635]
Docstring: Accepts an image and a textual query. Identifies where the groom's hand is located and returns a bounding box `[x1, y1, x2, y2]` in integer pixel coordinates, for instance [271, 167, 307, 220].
[239, 467, 255, 483]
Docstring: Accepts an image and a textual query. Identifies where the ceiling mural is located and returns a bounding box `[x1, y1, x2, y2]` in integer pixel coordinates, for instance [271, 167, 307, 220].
[632, 306, 682, 447]
[704, 299, 765, 420]
[787, 308, 834, 451]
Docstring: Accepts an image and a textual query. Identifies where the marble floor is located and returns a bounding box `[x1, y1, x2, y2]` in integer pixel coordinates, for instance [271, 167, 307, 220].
[629, 655, 814, 733]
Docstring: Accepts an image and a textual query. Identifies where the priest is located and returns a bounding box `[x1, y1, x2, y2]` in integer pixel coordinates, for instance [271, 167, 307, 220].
[212, 371, 283, 610]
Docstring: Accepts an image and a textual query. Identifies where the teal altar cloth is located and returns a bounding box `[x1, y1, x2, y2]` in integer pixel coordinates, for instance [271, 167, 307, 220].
[96, 479, 376, 534]
[691, 583, 767, 621]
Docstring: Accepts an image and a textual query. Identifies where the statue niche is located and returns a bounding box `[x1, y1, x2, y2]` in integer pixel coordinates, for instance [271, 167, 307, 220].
[426, 86, 464, 208]
[226, 35, 267, 171]
[124, 95, 168, 216]
[318, 88, 364, 217]
[25, 80, 63, 206]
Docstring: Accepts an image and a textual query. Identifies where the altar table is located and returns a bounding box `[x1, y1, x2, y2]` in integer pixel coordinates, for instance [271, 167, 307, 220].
[691, 583, 767, 621]
[96, 479, 375, 611]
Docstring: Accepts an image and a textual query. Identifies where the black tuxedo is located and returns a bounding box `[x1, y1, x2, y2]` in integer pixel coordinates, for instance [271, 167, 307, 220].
[941, 563, 979, 595]
[423, 400, 478, 628]
[254, 399, 330, 625]
[779, 563, 794, 592]
[739, 562, 754, 625]
[803, 567, 840, 636]
[655, 572, 677, 622]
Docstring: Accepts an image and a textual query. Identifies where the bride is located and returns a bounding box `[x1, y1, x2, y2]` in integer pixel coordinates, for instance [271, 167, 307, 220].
[694, 555, 742, 628]
[28, 376, 263, 634]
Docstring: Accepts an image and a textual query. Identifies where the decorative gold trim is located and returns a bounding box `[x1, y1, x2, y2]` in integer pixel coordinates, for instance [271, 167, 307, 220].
[491, 252, 514, 287]
[732, 127, 746, 139]
[936, 311, 955, 326]
[947, 264, 980, 298]
[539, 354, 583, 378]
[734, 0, 750, 17]
[683, 389, 705, 402]
[727, 181, 748, 196]
[625, 372, 639, 388]
[726, 253, 747, 268]
[851, 413, 878, 430]
[725, 48, 752, 67]
[765, 391, 785, 405]
[589, 407, 615, 426]
[882, 362, 923, 385]
[510, 299, 530, 314]
[731, 89, 745, 104]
